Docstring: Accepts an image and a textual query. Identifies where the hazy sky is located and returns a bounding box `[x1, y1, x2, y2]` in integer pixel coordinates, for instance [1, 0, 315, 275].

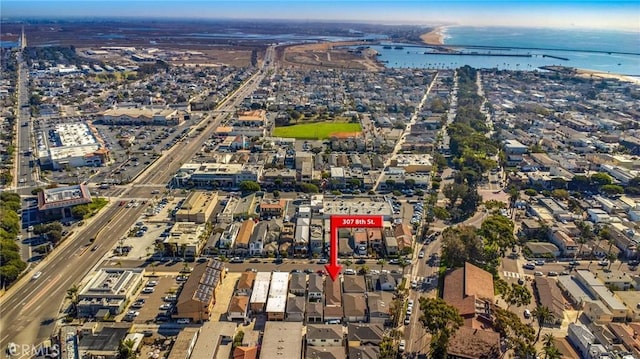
[2, 0, 639, 31]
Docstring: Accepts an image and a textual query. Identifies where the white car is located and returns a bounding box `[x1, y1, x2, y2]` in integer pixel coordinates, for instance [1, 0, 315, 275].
[159, 304, 172, 310]
[147, 280, 158, 286]
[176, 318, 190, 324]
[32, 271, 42, 280]
[408, 299, 414, 307]
[127, 310, 140, 317]
[141, 287, 155, 294]
[411, 280, 418, 289]
[406, 307, 413, 315]
[343, 269, 356, 275]
[418, 251, 425, 258]
[399, 340, 406, 352]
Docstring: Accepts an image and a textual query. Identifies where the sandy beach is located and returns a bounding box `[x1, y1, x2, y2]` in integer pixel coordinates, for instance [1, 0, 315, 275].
[420, 26, 445, 45]
[575, 68, 640, 85]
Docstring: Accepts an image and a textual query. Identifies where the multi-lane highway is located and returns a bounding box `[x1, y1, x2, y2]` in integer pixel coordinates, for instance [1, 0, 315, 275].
[0, 47, 275, 350]
[13, 51, 40, 194]
[0, 203, 145, 351]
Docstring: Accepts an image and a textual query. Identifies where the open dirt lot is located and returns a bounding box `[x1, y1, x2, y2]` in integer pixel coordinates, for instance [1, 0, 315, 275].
[280, 41, 384, 71]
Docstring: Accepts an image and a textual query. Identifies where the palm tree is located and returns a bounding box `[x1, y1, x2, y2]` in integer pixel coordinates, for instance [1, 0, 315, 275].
[358, 265, 369, 275]
[118, 338, 137, 359]
[544, 345, 562, 359]
[343, 260, 353, 270]
[532, 306, 553, 343]
[398, 258, 410, 275]
[66, 284, 80, 317]
[542, 333, 555, 349]
[377, 259, 387, 272]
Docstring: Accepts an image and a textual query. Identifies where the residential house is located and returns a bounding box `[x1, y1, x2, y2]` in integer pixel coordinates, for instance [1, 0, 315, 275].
[295, 217, 310, 256]
[306, 324, 343, 347]
[347, 346, 379, 359]
[286, 296, 306, 322]
[383, 235, 398, 256]
[352, 229, 368, 256]
[394, 224, 413, 252]
[343, 294, 367, 323]
[308, 273, 324, 301]
[366, 228, 383, 251]
[250, 272, 271, 313]
[236, 271, 256, 296]
[248, 222, 268, 257]
[367, 293, 391, 325]
[533, 277, 565, 326]
[346, 323, 384, 347]
[306, 301, 324, 323]
[305, 347, 346, 359]
[324, 277, 342, 322]
[343, 276, 366, 294]
[289, 273, 307, 296]
[234, 220, 255, 256]
[259, 199, 286, 219]
[582, 300, 614, 324]
[378, 273, 397, 291]
[550, 230, 578, 257]
[309, 222, 324, 255]
[227, 296, 249, 321]
[567, 323, 601, 359]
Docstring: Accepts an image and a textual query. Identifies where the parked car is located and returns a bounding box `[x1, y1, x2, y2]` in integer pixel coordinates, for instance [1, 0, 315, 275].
[141, 287, 155, 294]
[176, 318, 190, 324]
[399, 340, 406, 352]
[344, 269, 356, 275]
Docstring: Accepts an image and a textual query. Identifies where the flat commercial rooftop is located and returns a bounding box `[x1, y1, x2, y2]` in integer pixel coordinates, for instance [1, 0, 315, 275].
[259, 322, 302, 359]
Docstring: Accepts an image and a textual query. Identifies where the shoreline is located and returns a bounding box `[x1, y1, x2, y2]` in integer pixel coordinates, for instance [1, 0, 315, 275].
[420, 26, 445, 45]
[574, 68, 640, 85]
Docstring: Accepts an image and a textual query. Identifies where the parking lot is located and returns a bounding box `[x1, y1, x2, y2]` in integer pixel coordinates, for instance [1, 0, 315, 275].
[125, 275, 185, 324]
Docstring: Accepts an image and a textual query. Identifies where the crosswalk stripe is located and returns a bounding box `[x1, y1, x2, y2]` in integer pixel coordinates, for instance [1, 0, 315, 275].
[503, 271, 520, 278]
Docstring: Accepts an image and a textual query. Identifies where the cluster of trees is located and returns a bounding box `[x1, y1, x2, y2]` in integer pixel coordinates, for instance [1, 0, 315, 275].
[441, 215, 517, 275]
[23, 46, 81, 68]
[437, 182, 482, 222]
[418, 297, 464, 357]
[557, 172, 626, 195]
[33, 222, 63, 245]
[0, 192, 27, 287]
[448, 66, 498, 183]
[71, 198, 109, 220]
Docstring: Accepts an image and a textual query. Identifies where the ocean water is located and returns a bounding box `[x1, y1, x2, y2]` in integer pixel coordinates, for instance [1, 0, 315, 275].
[443, 26, 639, 54]
[372, 26, 640, 75]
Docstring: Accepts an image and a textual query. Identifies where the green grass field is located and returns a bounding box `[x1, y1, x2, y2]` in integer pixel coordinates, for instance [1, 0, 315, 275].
[272, 122, 362, 140]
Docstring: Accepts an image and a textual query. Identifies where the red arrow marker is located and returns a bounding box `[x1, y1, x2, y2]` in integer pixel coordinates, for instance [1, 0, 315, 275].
[325, 215, 383, 281]
[325, 222, 342, 281]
